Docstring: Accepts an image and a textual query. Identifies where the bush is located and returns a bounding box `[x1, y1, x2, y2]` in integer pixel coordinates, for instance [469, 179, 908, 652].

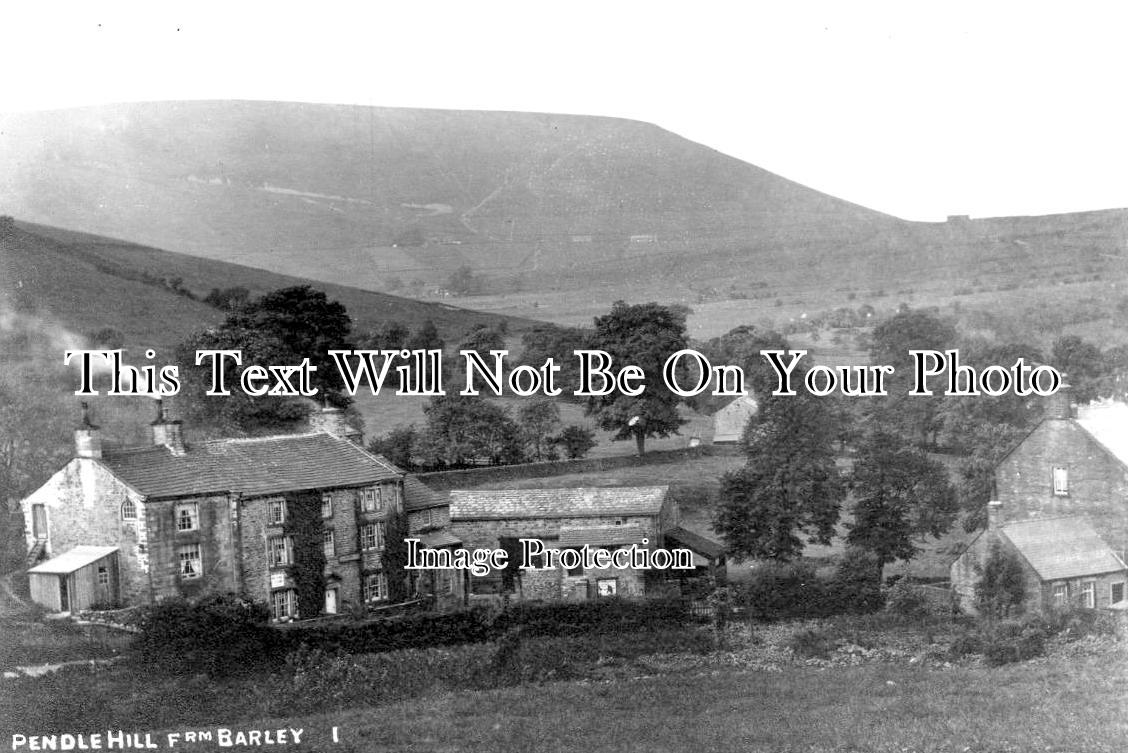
[884, 580, 931, 621]
[737, 561, 827, 620]
[787, 628, 833, 659]
[982, 616, 1050, 666]
[825, 548, 884, 615]
[132, 594, 275, 678]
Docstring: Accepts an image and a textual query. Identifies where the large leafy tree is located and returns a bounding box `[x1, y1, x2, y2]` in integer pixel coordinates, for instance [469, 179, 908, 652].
[866, 308, 957, 448]
[176, 286, 355, 434]
[416, 395, 524, 468]
[586, 301, 689, 455]
[1050, 334, 1106, 402]
[847, 432, 958, 578]
[713, 391, 844, 561]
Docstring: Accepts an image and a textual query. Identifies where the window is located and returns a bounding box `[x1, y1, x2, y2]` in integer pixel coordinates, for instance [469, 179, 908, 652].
[596, 578, 618, 597]
[323, 529, 335, 558]
[1052, 467, 1069, 496]
[364, 571, 388, 602]
[271, 589, 297, 621]
[362, 487, 383, 513]
[268, 536, 293, 567]
[565, 549, 584, 577]
[321, 493, 333, 518]
[269, 499, 287, 525]
[1052, 582, 1068, 606]
[439, 569, 454, 596]
[394, 484, 403, 514]
[121, 499, 137, 521]
[175, 501, 199, 531]
[97, 566, 109, 585]
[1081, 580, 1096, 608]
[178, 543, 202, 579]
[1112, 582, 1125, 605]
[360, 522, 385, 550]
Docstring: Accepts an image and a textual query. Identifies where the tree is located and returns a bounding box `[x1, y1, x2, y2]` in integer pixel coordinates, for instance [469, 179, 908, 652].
[357, 320, 410, 351]
[586, 301, 688, 455]
[975, 541, 1027, 620]
[846, 432, 958, 579]
[406, 319, 444, 352]
[866, 308, 957, 447]
[457, 324, 506, 359]
[175, 286, 355, 434]
[368, 425, 417, 470]
[1050, 334, 1106, 402]
[553, 425, 597, 459]
[519, 324, 589, 398]
[417, 395, 524, 468]
[518, 397, 561, 461]
[954, 422, 1025, 532]
[713, 392, 844, 561]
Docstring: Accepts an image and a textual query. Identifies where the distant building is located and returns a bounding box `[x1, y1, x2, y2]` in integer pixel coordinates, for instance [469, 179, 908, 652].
[711, 394, 758, 444]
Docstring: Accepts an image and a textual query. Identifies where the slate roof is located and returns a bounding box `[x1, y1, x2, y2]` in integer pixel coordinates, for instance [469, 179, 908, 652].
[29, 546, 119, 574]
[557, 525, 647, 547]
[1000, 517, 1127, 581]
[99, 432, 401, 499]
[404, 476, 447, 512]
[665, 525, 726, 559]
[1075, 400, 1128, 470]
[450, 486, 668, 521]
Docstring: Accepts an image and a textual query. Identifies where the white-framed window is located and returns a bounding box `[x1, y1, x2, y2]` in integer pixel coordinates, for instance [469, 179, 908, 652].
[1052, 582, 1068, 606]
[1081, 580, 1096, 608]
[271, 589, 297, 621]
[175, 501, 199, 531]
[97, 565, 109, 585]
[1111, 582, 1125, 605]
[269, 499, 287, 525]
[268, 535, 293, 567]
[178, 543, 202, 579]
[394, 483, 403, 514]
[121, 499, 137, 521]
[364, 571, 388, 602]
[1052, 467, 1069, 496]
[323, 529, 335, 558]
[596, 578, 618, 597]
[360, 522, 385, 550]
[321, 493, 333, 518]
[362, 487, 383, 513]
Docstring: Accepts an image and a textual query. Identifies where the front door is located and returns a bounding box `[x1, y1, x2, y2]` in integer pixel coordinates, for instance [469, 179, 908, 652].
[32, 504, 47, 540]
[58, 575, 69, 612]
[324, 588, 338, 614]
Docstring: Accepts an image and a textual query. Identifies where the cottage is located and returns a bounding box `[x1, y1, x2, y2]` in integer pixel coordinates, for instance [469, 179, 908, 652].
[21, 402, 457, 617]
[951, 503, 1127, 614]
[950, 393, 1128, 613]
[449, 486, 725, 601]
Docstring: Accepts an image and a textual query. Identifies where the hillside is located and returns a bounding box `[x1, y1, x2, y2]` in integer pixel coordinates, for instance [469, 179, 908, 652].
[0, 218, 536, 357]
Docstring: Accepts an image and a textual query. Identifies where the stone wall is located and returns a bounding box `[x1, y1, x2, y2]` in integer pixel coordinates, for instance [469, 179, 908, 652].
[146, 493, 237, 601]
[996, 418, 1128, 556]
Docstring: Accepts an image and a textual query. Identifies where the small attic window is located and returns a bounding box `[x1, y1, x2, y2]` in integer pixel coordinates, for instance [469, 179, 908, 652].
[121, 499, 137, 521]
[1052, 467, 1069, 496]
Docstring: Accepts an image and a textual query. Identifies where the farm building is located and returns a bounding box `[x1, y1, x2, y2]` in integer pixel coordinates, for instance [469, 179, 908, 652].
[449, 486, 725, 601]
[20, 402, 460, 617]
[951, 393, 1128, 614]
[951, 504, 1127, 614]
[711, 394, 758, 444]
[27, 545, 120, 613]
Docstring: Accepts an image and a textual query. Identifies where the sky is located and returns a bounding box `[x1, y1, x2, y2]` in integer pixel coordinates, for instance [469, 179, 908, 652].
[3, 1, 1127, 221]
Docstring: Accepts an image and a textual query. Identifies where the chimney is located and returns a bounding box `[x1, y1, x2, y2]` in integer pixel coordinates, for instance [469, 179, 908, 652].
[150, 398, 185, 456]
[309, 404, 362, 445]
[1045, 382, 1073, 420]
[987, 500, 1003, 531]
[74, 402, 102, 459]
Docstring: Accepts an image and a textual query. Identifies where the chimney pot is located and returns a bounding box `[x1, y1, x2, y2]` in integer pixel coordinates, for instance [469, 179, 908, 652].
[987, 500, 1003, 531]
[75, 402, 102, 459]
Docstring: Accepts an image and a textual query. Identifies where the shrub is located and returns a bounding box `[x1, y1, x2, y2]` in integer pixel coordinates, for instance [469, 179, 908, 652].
[787, 628, 833, 659]
[982, 616, 1050, 666]
[947, 628, 983, 659]
[825, 548, 884, 615]
[884, 580, 930, 621]
[737, 561, 827, 620]
[132, 594, 275, 678]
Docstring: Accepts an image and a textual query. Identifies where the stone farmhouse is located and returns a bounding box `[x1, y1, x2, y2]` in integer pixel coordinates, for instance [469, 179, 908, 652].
[449, 486, 725, 601]
[951, 394, 1128, 614]
[21, 402, 460, 617]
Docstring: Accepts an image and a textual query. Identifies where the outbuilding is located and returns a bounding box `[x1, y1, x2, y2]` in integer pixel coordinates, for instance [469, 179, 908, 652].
[28, 545, 120, 613]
